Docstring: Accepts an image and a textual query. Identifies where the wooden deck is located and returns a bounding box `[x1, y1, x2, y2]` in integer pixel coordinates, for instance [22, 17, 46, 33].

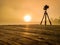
[0, 25, 60, 45]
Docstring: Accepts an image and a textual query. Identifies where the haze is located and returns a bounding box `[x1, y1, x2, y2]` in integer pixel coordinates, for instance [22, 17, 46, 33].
[0, 0, 60, 25]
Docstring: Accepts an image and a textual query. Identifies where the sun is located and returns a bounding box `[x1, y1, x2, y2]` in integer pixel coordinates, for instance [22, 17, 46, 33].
[24, 14, 31, 22]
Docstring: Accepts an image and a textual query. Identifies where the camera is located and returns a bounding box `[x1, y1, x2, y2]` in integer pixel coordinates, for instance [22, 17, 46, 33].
[44, 5, 49, 10]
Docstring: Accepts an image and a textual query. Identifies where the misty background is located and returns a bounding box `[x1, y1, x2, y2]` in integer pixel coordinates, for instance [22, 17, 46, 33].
[0, 0, 60, 25]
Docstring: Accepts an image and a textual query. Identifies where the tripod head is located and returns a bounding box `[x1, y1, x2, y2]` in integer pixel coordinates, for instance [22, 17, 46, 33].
[43, 5, 49, 10]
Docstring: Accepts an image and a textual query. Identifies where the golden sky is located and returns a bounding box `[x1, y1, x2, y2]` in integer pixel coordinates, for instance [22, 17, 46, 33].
[0, 0, 60, 24]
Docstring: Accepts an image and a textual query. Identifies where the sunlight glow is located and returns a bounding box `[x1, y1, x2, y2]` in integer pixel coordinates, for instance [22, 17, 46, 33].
[24, 14, 31, 22]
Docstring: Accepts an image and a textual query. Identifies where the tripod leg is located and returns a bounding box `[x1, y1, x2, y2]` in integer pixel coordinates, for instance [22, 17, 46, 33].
[45, 14, 47, 26]
[40, 15, 45, 25]
[47, 14, 52, 25]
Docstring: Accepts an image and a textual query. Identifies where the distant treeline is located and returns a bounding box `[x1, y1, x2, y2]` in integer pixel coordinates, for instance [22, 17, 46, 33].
[51, 17, 60, 25]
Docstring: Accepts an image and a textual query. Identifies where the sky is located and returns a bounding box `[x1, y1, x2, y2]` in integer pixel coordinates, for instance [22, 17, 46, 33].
[0, 0, 60, 25]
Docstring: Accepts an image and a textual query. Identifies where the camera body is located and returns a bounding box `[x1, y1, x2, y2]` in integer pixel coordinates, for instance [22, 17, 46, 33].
[44, 5, 49, 10]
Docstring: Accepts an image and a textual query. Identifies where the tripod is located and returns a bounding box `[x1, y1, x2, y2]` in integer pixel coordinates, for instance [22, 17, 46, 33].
[40, 9, 52, 26]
